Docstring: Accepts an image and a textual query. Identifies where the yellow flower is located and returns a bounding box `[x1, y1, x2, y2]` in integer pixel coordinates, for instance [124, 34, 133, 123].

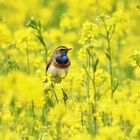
[0, 130, 21, 140]
[79, 21, 99, 46]
[112, 10, 132, 37]
[2, 111, 13, 125]
[0, 23, 12, 43]
[0, 0, 140, 139]
[0, 72, 45, 104]
[97, 126, 125, 140]
[129, 50, 140, 67]
[48, 103, 66, 123]
[70, 133, 93, 140]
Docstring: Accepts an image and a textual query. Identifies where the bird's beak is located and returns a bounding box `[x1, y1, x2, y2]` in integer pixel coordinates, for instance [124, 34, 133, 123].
[67, 48, 72, 51]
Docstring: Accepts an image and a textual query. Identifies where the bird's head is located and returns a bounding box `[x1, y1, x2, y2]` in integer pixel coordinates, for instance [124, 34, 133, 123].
[54, 46, 71, 57]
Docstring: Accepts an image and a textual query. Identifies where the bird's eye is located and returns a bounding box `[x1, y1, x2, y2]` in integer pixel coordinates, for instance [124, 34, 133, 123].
[60, 49, 64, 51]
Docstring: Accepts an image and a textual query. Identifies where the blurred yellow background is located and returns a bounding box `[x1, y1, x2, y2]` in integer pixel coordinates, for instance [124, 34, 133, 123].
[0, 0, 140, 140]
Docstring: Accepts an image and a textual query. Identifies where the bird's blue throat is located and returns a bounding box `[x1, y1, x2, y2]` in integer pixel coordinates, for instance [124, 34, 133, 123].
[56, 52, 69, 64]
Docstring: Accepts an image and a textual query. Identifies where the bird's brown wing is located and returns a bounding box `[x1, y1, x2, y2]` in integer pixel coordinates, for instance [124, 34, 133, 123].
[46, 58, 52, 72]
[46, 52, 56, 72]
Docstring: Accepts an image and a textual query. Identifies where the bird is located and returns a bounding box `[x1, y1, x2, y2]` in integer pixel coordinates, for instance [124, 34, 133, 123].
[46, 46, 71, 83]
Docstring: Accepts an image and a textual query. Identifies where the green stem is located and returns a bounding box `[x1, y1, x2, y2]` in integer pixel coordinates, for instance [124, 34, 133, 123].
[86, 51, 90, 101]
[56, 121, 61, 140]
[92, 63, 96, 111]
[51, 83, 59, 103]
[31, 100, 35, 118]
[92, 69, 97, 134]
[107, 38, 113, 98]
[26, 41, 30, 75]
[37, 29, 48, 64]
[101, 18, 114, 98]
[136, 60, 140, 69]
[61, 88, 68, 106]
[92, 53, 98, 134]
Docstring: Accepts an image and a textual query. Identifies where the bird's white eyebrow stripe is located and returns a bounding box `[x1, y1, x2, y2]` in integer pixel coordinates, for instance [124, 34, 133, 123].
[59, 48, 66, 50]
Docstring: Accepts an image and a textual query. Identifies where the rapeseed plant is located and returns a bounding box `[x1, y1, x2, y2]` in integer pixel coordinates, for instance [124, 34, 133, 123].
[0, 0, 140, 140]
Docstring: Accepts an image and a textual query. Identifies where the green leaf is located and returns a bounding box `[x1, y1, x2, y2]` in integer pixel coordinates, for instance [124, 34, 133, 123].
[7, 58, 19, 71]
[136, 5, 140, 9]
[96, 13, 111, 21]
[105, 51, 111, 60]
[113, 78, 119, 93]
[101, 112, 112, 126]
[61, 88, 68, 106]
[93, 59, 99, 72]
[26, 16, 41, 31]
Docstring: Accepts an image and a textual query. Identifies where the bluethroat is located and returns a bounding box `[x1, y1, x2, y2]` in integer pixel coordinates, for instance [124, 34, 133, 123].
[46, 46, 71, 83]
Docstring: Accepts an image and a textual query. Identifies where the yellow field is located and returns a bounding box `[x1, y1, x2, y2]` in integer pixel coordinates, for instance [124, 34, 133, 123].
[0, 0, 140, 139]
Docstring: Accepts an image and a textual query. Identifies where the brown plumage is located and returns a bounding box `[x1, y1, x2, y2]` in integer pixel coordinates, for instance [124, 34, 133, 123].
[46, 46, 71, 83]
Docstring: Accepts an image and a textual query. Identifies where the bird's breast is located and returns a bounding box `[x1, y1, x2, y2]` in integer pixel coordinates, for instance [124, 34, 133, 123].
[47, 57, 70, 77]
[47, 64, 69, 76]
[53, 58, 70, 68]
